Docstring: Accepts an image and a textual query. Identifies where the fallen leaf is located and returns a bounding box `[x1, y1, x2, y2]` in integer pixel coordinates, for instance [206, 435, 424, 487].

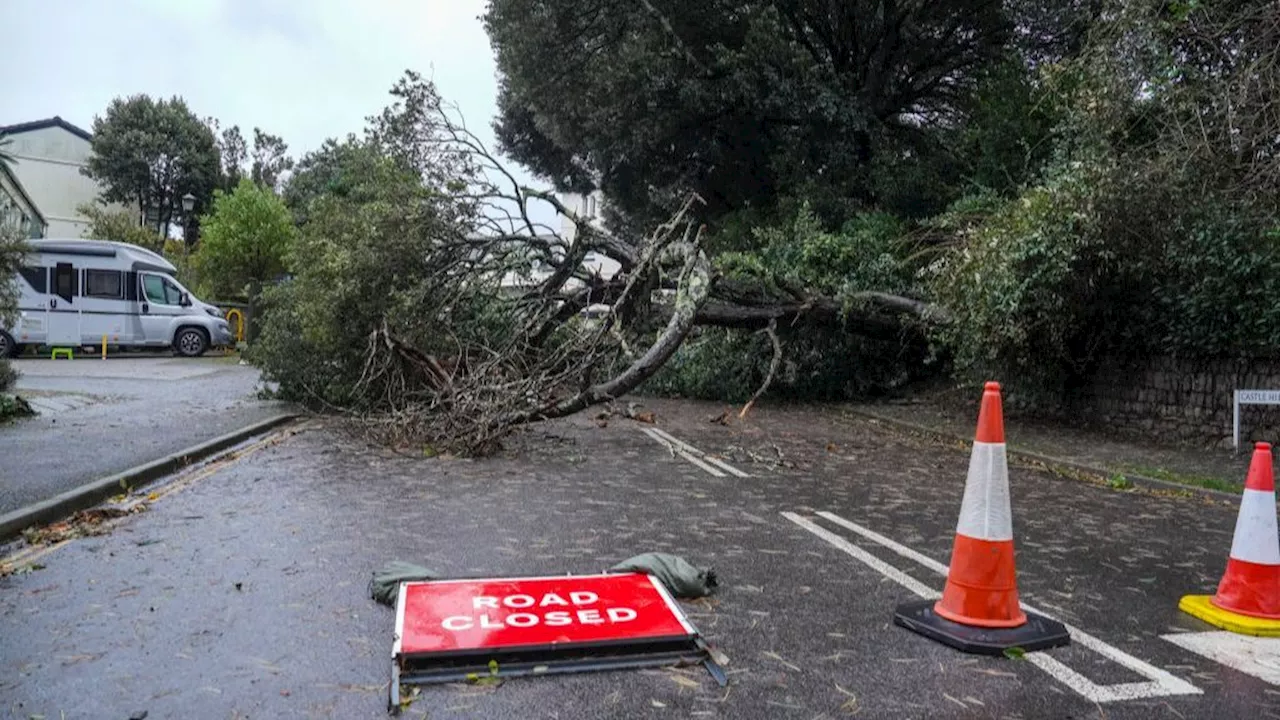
[1003, 647, 1026, 660]
[634, 411, 656, 424]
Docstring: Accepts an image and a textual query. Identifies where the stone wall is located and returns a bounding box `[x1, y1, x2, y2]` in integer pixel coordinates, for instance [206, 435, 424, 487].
[1066, 356, 1280, 448]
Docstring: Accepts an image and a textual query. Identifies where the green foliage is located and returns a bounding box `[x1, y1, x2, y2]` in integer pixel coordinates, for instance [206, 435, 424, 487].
[929, 1, 1280, 395]
[716, 203, 919, 307]
[0, 224, 28, 395]
[0, 223, 27, 332]
[77, 203, 164, 251]
[84, 95, 221, 234]
[282, 136, 405, 225]
[647, 205, 930, 401]
[193, 179, 298, 300]
[487, 0, 1013, 226]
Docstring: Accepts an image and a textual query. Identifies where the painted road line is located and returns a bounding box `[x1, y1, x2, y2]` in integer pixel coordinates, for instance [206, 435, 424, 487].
[813, 511, 1202, 702]
[644, 427, 751, 477]
[679, 450, 728, 478]
[786, 511, 1202, 702]
[640, 428, 726, 477]
[640, 425, 747, 476]
[1161, 631, 1280, 687]
[781, 512, 940, 599]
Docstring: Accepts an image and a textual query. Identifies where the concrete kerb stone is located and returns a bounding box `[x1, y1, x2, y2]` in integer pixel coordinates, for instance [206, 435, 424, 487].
[841, 406, 1240, 502]
[0, 413, 301, 542]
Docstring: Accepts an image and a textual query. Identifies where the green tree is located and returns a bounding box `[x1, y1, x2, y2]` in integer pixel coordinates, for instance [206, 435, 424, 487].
[77, 203, 164, 251]
[83, 95, 221, 237]
[486, 0, 1015, 228]
[0, 223, 30, 393]
[193, 178, 298, 304]
[0, 133, 14, 169]
[250, 128, 293, 191]
[282, 135, 408, 225]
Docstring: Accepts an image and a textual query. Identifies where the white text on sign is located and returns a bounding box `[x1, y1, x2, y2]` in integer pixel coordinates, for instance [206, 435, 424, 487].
[441, 591, 639, 631]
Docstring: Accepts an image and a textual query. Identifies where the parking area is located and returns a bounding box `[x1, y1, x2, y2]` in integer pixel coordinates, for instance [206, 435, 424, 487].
[0, 355, 288, 515]
[0, 398, 1275, 719]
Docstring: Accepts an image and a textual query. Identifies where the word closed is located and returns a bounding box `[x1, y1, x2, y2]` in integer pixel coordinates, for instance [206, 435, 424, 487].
[396, 573, 695, 656]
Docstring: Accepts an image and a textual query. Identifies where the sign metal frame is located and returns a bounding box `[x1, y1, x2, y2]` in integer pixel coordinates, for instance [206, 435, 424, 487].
[1234, 390, 1280, 453]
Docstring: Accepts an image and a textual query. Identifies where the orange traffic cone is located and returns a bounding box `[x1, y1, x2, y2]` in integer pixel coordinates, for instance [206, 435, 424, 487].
[1180, 442, 1280, 636]
[894, 382, 1070, 655]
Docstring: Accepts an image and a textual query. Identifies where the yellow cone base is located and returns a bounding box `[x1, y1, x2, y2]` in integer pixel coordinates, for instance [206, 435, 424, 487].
[1179, 595, 1280, 637]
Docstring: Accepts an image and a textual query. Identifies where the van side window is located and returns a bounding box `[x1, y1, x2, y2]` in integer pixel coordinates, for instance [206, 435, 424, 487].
[54, 263, 76, 302]
[161, 277, 183, 305]
[85, 270, 124, 299]
[18, 267, 47, 293]
[142, 275, 168, 304]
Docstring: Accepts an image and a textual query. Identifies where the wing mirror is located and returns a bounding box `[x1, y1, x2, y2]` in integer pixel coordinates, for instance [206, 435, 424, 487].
[180, 292, 192, 307]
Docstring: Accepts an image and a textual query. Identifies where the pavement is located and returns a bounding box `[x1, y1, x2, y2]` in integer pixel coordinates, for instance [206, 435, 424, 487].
[848, 396, 1253, 492]
[0, 354, 290, 515]
[1, 396, 1274, 719]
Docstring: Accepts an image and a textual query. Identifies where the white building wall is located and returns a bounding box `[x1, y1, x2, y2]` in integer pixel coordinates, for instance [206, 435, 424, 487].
[5, 125, 129, 238]
[558, 190, 620, 280]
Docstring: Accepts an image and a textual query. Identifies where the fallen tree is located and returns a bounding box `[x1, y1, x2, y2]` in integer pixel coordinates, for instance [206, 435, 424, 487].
[254, 72, 944, 454]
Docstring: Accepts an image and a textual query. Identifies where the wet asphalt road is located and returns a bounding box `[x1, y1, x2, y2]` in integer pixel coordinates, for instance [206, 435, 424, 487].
[0, 398, 1272, 719]
[0, 356, 289, 515]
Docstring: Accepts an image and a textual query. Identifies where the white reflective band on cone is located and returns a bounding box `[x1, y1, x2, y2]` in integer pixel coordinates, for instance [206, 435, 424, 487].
[1229, 489, 1280, 565]
[955, 441, 1013, 541]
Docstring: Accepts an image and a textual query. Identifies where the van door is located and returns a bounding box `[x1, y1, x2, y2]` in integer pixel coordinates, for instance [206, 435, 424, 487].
[47, 262, 81, 346]
[138, 272, 184, 344]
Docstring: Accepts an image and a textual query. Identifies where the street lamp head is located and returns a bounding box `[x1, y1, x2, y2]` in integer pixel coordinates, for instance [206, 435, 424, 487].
[181, 193, 196, 213]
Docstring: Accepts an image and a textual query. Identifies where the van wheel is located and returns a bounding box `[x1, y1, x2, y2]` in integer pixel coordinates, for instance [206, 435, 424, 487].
[0, 331, 16, 358]
[175, 327, 209, 358]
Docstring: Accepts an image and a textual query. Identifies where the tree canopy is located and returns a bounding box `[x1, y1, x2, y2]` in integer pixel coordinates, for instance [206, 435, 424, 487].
[193, 178, 298, 301]
[83, 95, 221, 235]
[486, 0, 1022, 227]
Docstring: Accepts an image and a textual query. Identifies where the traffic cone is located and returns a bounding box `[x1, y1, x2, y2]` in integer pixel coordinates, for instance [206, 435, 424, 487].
[893, 382, 1071, 655]
[1179, 442, 1280, 636]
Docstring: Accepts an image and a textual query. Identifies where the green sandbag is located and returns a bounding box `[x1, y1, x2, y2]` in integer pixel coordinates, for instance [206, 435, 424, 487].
[369, 561, 441, 607]
[609, 552, 718, 599]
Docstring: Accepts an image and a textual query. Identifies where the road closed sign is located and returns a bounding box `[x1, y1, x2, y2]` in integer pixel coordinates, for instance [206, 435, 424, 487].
[395, 573, 696, 657]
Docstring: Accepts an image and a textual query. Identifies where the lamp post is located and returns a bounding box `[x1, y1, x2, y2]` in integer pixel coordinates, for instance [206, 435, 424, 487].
[181, 193, 196, 247]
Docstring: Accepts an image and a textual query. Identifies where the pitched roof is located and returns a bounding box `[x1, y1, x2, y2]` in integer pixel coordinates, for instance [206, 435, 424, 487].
[0, 161, 47, 227]
[0, 116, 92, 142]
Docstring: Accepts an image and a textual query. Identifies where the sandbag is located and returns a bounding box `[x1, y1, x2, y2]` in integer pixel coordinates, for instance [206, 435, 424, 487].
[609, 552, 718, 599]
[369, 561, 440, 607]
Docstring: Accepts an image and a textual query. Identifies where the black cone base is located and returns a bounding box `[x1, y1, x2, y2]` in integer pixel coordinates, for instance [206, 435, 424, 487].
[893, 599, 1071, 656]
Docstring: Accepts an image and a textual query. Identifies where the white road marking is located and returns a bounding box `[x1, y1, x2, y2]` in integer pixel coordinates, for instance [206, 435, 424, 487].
[678, 450, 727, 477]
[781, 512, 940, 600]
[647, 427, 751, 476]
[784, 511, 1202, 703]
[640, 427, 750, 477]
[1161, 631, 1280, 686]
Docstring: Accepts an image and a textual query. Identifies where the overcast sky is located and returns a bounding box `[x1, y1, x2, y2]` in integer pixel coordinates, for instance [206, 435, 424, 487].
[2, 0, 558, 225]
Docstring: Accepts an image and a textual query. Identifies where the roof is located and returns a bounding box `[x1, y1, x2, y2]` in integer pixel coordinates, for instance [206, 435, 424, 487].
[0, 161, 46, 227]
[0, 116, 92, 142]
[29, 238, 176, 273]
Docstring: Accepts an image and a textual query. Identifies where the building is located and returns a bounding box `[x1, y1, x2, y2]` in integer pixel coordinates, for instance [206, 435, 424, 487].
[0, 161, 45, 238]
[0, 116, 125, 238]
[557, 189, 621, 281]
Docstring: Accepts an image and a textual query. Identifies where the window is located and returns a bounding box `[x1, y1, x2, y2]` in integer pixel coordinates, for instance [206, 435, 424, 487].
[18, 266, 46, 293]
[142, 274, 183, 305]
[85, 270, 123, 299]
[54, 262, 76, 302]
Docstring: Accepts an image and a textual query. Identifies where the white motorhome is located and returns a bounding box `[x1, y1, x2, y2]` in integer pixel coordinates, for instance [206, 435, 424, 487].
[1, 239, 234, 358]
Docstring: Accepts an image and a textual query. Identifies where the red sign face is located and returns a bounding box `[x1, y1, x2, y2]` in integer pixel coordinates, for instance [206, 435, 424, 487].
[395, 573, 695, 657]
